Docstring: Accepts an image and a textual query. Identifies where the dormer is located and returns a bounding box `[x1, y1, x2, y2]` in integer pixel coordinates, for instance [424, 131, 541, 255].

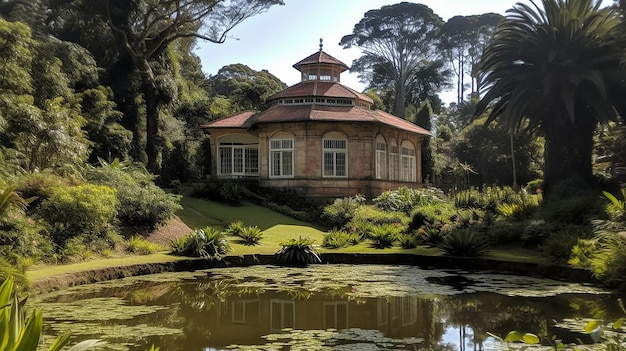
[292, 39, 349, 83]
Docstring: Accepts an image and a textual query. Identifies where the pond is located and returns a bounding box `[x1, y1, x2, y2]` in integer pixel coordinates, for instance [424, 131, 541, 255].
[34, 264, 620, 351]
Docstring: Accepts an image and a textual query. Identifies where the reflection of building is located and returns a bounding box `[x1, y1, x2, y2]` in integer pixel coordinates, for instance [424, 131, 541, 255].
[199, 291, 441, 347]
[201, 41, 431, 198]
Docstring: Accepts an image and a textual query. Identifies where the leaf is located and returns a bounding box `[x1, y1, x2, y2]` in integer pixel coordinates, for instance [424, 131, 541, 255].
[613, 317, 624, 330]
[584, 320, 602, 333]
[504, 331, 523, 342]
[522, 333, 540, 344]
[65, 339, 106, 351]
[487, 332, 503, 342]
[48, 331, 72, 351]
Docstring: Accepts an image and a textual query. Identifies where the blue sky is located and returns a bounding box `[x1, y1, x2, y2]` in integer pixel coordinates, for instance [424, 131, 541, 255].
[195, 0, 613, 105]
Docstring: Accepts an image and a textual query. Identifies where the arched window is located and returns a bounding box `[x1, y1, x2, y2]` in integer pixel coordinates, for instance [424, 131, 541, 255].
[400, 141, 416, 182]
[388, 139, 399, 181]
[322, 132, 348, 177]
[269, 133, 294, 178]
[375, 135, 387, 180]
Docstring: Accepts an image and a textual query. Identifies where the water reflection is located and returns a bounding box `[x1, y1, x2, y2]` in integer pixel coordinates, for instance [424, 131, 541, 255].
[36, 266, 619, 351]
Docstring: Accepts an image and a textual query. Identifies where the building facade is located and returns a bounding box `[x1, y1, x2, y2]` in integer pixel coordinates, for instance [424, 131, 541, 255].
[201, 44, 431, 198]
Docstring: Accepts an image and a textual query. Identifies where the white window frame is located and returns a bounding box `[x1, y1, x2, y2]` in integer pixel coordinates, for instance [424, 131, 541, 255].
[218, 143, 259, 177]
[401, 144, 416, 182]
[269, 138, 294, 178]
[389, 144, 399, 181]
[322, 138, 348, 178]
[375, 139, 387, 180]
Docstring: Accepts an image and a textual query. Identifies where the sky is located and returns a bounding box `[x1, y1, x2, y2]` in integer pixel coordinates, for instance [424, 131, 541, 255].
[195, 0, 613, 104]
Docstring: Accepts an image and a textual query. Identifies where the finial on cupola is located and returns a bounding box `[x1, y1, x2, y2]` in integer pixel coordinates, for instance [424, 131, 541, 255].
[319, 38, 323, 51]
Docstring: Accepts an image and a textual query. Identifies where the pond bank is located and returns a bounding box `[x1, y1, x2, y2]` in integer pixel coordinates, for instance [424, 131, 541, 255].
[30, 253, 597, 294]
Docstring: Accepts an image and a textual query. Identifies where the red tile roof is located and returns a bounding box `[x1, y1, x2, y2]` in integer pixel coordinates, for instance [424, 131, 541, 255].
[268, 81, 374, 104]
[293, 50, 349, 72]
[200, 110, 257, 129]
[202, 104, 431, 136]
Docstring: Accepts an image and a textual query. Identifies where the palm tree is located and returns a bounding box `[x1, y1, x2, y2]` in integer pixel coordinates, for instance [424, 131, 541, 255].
[474, 0, 626, 195]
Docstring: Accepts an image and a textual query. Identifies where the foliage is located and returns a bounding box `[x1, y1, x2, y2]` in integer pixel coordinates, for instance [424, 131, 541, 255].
[322, 195, 364, 228]
[474, 0, 626, 195]
[0, 277, 105, 351]
[225, 220, 246, 237]
[451, 117, 544, 187]
[408, 203, 457, 232]
[399, 231, 420, 249]
[485, 222, 526, 245]
[0, 184, 33, 217]
[367, 224, 401, 249]
[37, 184, 117, 247]
[238, 226, 264, 246]
[569, 220, 626, 288]
[603, 189, 626, 221]
[540, 232, 584, 264]
[219, 181, 246, 206]
[0, 258, 29, 292]
[438, 228, 490, 257]
[275, 237, 321, 267]
[126, 235, 163, 255]
[170, 227, 231, 259]
[0, 214, 53, 264]
[540, 177, 604, 225]
[340, 2, 447, 117]
[351, 205, 408, 227]
[85, 163, 181, 229]
[322, 230, 361, 249]
[373, 187, 447, 214]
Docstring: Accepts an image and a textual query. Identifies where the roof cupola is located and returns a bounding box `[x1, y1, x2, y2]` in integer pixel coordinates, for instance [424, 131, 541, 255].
[292, 39, 349, 83]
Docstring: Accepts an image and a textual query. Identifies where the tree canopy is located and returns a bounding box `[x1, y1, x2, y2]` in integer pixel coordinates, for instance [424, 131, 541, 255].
[475, 0, 626, 194]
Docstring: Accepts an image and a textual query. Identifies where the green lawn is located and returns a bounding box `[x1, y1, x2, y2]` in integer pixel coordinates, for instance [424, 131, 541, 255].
[27, 193, 546, 282]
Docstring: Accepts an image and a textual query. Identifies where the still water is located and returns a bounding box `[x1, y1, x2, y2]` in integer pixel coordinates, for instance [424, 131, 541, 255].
[35, 265, 620, 351]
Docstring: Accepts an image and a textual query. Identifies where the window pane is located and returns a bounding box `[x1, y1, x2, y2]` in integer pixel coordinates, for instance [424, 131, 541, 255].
[219, 147, 232, 175]
[324, 152, 334, 176]
[246, 149, 258, 175]
[282, 151, 293, 176]
[233, 148, 243, 173]
[271, 151, 281, 176]
[336, 152, 346, 176]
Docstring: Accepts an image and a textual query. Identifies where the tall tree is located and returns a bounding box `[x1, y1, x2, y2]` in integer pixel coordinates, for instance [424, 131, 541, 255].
[475, 0, 626, 195]
[340, 2, 445, 118]
[50, 0, 283, 173]
[440, 13, 502, 103]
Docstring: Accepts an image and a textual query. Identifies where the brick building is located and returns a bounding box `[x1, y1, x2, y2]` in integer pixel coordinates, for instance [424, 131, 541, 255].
[201, 43, 431, 198]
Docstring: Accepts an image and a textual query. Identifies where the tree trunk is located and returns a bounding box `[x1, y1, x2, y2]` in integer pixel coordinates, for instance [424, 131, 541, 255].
[543, 114, 595, 196]
[142, 75, 160, 174]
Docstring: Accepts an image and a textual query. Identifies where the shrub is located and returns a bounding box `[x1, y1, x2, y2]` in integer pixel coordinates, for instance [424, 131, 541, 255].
[367, 224, 401, 249]
[322, 230, 351, 249]
[225, 220, 246, 237]
[438, 229, 490, 257]
[220, 181, 246, 206]
[569, 221, 626, 288]
[603, 189, 626, 221]
[85, 165, 181, 229]
[16, 172, 73, 211]
[485, 221, 526, 245]
[238, 226, 264, 246]
[170, 227, 231, 259]
[374, 187, 447, 213]
[408, 203, 457, 232]
[399, 232, 420, 249]
[417, 227, 449, 247]
[541, 232, 582, 263]
[351, 205, 408, 227]
[127, 235, 163, 254]
[0, 215, 53, 263]
[37, 184, 117, 247]
[540, 176, 604, 225]
[275, 237, 321, 267]
[322, 195, 364, 228]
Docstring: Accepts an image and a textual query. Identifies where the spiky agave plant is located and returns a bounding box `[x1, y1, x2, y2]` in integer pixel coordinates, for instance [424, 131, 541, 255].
[275, 236, 321, 267]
